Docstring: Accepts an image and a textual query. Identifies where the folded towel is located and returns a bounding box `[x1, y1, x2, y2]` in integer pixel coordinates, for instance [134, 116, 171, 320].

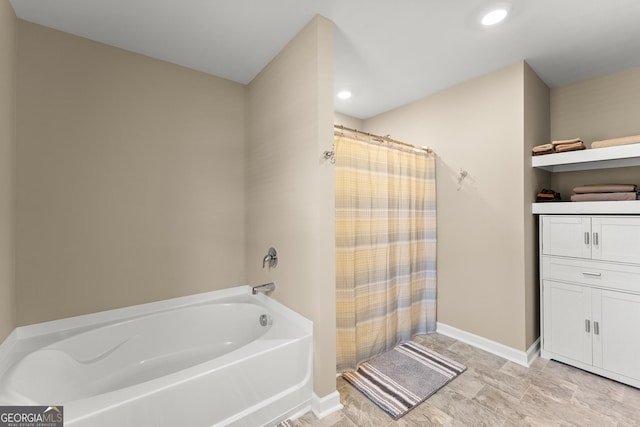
[573, 184, 637, 194]
[532, 147, 554, 156]
[533, 150, 554, 156]
[531, 140, 585, 155]
[532, 143, 554, 153]
[555, 141, 586, 152]
[537, 188, 562, 202]
[591, 134, 640, 149]
[571, 192, 637, 202]
[552, 138, 582, 146]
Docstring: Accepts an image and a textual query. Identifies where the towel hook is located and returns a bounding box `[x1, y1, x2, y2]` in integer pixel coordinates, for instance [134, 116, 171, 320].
[323, 150, 335, 163]
[457, 168, 468, 190]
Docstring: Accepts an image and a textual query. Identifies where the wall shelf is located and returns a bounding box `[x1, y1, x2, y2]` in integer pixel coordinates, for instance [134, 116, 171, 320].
[533, 201, 640, 214]
[532, 143, 640, 214]
[532, 144, 640, 172]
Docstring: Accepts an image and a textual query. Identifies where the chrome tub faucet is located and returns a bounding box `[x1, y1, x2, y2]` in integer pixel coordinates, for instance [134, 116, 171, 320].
[252, 282, 275, 295]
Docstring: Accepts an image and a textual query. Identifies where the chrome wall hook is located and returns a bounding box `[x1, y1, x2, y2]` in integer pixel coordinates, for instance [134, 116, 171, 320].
[323, 150, 335, 164]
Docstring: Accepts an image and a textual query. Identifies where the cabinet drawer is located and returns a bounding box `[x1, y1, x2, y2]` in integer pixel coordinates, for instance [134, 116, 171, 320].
[542, 256, 640, 294]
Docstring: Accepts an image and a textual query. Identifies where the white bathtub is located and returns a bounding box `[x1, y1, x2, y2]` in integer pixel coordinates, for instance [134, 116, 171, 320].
[0, 286, 313, 426]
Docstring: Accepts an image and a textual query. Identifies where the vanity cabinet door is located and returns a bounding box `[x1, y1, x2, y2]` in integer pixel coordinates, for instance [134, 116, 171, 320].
[542, 216, 591, 259]
[591, 217, 640, 264]
[542, 280, 592, 365]
[594, 289, 640, 381]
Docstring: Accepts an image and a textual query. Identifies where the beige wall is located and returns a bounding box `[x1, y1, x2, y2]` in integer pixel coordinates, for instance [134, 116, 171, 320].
[364, 62, 543, 351]
[247, 16, 336, 398]
[334, 112, 363, 130]
[14, 14, 337, 401]
[16, 21, 248, 324]
[550, 66, 640, 197]
[523, 63, 550, 347]
[0, 0, 17, 340]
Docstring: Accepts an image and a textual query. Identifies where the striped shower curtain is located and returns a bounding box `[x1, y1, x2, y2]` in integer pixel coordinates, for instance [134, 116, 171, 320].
[335, 135, 437, 372]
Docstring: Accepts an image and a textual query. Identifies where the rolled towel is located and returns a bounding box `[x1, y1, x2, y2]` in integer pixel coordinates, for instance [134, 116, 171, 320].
[591, 134, 640, 149]
[555, 141, 586, 152]
[573, 184, 637, 194]
[552, 138, 582, 146]
[571, 192, 637, 202]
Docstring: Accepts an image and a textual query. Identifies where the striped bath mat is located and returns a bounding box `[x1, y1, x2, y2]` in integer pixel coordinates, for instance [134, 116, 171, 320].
[342, 341, 466, 420]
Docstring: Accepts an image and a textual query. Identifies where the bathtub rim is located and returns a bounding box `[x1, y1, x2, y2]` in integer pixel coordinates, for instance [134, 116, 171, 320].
[0, 286, 312, 379]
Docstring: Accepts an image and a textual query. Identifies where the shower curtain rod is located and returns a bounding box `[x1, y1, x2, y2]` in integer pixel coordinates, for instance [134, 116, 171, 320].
[333, 124, 433, 154]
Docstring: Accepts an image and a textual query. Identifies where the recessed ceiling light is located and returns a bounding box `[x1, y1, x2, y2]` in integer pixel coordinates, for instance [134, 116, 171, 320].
[481, 8, 508, 26]
[337, 90, 352, 100]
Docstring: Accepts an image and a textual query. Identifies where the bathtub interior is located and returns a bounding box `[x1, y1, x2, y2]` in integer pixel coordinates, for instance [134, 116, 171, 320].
[2, 303, 275, 404]
[0, 286, 308, 372]
[0, 286, 314, 426]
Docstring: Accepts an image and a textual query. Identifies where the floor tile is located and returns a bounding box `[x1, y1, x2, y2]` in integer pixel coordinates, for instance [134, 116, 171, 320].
[473, 384, 562, 427]
[298, 334, 640, 427]
[427, 387, 508, 427]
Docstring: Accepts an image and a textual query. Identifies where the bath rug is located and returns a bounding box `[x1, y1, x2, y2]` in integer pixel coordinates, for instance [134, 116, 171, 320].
[342, 341, 466, 420]
[276, 419, 294, 427]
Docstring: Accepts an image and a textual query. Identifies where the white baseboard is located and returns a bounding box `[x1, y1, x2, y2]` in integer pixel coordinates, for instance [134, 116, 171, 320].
[311, 390, 343, 419]
[436, 322, 540, 367]
[526, 337, 541, 366]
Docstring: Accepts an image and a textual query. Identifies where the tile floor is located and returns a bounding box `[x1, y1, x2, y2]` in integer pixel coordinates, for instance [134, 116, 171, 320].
[293, 333, 640, 426]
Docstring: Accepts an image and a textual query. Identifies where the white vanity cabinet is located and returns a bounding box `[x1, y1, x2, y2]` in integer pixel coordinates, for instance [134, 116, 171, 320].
[540, 215, 640, 388]
[542, 215, 640, 263]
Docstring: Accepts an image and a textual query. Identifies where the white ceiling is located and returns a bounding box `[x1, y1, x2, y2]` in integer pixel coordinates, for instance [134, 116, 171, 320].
[9, 0, 640, 119]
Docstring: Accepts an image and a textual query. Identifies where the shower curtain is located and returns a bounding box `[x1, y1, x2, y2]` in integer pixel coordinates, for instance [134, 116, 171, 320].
[335, 134, 436, 372]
